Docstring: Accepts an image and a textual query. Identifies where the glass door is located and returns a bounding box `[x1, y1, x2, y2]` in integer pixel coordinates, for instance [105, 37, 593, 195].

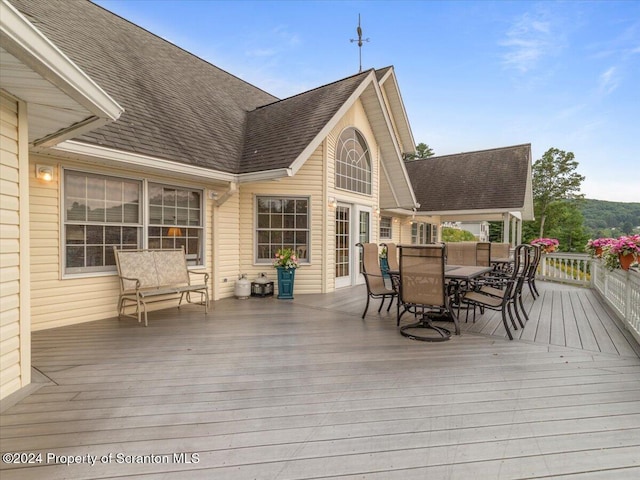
[335, 205, 351, 288]
[335, 203, 371, 288]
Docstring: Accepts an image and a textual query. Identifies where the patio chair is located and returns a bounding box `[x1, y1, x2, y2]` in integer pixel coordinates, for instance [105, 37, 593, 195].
[461, 244, 529, 340]
[491, 242, 511, 261]
[356, 243, 397, 319]
[526, 244, 542, 299]
[397, 244, 459, 341]
[476, 242, 491, 267]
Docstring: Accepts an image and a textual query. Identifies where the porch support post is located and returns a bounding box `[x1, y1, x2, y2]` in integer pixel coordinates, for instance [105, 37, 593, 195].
[502, 213, 511, 245]
[516, 217, 523, 245]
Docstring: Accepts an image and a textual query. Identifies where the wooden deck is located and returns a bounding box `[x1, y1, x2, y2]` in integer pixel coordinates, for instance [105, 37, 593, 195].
[2, 281, 640, 479]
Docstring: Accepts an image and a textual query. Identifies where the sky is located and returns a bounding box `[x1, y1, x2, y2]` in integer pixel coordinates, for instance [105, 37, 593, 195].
[94, 0, 639, 203]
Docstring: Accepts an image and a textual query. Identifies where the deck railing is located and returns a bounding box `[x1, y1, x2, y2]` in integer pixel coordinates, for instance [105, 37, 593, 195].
[591, 260, 640, 344]
[537, 252, 591, 286]
[537, 252, 640, 344]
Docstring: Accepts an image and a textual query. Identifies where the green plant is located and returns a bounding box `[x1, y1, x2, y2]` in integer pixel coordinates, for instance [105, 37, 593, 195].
[272, 248, 299, 269]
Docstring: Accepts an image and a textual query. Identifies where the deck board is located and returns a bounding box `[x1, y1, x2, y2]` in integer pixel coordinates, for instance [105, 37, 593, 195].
[1, 281, 639, 479]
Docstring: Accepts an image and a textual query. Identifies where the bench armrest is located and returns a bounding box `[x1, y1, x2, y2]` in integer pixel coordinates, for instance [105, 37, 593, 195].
[189, 270, 210, 284]
[118, 275, 141, 290]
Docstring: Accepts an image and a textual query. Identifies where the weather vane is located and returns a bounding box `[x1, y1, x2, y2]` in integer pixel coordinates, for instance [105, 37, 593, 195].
[350, 14, 369, 73]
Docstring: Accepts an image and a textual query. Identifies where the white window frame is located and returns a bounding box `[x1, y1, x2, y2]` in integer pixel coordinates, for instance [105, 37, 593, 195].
[61, 168, 205, 278]
[335, 127, 372, 195]
[254, 195, 311, 265]
[379, 216, 392, 239]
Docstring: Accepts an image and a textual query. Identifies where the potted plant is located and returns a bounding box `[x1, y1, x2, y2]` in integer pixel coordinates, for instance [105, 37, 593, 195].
[609, 235, 640, 271]
[273, 247, 299, 299]
[585, 237, 614, 258]
[530, 238, 559, 254]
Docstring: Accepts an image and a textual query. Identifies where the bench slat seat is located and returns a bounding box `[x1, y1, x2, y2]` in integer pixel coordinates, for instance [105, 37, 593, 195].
[114, 248, 209, 326]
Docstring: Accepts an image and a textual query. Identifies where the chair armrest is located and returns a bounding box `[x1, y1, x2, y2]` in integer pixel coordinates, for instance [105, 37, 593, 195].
[188, 270, 210, 284]
[118, 275, 141, 290]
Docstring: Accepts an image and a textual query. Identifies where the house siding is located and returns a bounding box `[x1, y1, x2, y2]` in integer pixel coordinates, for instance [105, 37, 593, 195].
[28, 155, 216, 330]
[0, 92, 30, 398]
[237, 147, 325, 295]
[213, 190, 240, 300]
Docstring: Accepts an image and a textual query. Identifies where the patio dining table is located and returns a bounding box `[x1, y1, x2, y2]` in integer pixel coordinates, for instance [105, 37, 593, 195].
[388, 265, 492, 339]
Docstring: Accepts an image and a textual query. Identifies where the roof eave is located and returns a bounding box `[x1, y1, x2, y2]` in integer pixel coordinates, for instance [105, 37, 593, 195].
[1, 0, 123, 145]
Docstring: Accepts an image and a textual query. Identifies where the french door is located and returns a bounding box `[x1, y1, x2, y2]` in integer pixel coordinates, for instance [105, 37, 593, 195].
[335, 203, 371, 288]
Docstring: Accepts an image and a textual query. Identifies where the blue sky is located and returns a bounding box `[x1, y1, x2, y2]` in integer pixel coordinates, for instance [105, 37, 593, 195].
[95, 0, 639, 203]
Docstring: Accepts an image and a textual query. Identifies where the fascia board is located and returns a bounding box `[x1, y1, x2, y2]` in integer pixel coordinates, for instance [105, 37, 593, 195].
[237, 168, 293, 183]
[51, 140, 237, 183]
[366, 80, 418, 208]
[420, 207, 525, 217]
[377, 68, 416, 152]
[0, 0, 123, 121]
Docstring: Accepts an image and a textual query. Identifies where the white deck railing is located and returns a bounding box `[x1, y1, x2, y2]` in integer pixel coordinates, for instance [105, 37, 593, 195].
[591, 260, 640, 344]
[538, 252, 591, 286]
[537, 252, 639, 344]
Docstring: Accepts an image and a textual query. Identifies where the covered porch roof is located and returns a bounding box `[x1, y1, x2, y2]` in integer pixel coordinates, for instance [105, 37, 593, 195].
[405, 144, 535, 222]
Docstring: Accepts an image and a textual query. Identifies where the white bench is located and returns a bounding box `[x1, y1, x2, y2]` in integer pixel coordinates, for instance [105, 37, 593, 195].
[114, 248, 209, 326]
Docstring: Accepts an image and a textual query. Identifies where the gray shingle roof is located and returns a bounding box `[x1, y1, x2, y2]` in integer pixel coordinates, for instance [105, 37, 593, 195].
[10, 0, 279, 173]
[405, 144, 531, 212]
[239, 71, 370, 173]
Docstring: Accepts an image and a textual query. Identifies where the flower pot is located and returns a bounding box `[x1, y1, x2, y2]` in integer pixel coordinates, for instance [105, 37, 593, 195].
[595, 247, 603, 257]
[276, 267, 296, 299]
[380, 257, 390, 279]
[619, 253, 634, 271]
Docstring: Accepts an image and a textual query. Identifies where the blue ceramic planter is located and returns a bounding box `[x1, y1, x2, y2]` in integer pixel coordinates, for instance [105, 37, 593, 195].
[276, 267, 296, 299]
[380, 257, 390, 279]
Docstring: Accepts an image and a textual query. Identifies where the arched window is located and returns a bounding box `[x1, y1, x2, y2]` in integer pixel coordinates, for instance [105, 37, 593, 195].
[335, 128, 371, 194]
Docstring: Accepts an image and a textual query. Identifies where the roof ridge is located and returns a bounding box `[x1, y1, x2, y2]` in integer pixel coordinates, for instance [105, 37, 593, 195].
[254, 69, 373, 110]
[410, 143, 532, 162]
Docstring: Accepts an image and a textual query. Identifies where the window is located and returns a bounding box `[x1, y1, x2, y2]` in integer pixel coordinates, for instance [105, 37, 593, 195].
[63, 170, 204, 275]
[379, 216, 392, 239]
[64, 171, 142, 274]
[148, 184, 203, 265]
[411, 222, 437, 244]
[335, 127, 371, 194]
[256, 196, 309, 263]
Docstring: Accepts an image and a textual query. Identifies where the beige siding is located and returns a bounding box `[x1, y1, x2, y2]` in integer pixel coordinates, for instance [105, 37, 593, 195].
[237, 146, 325, 296]
[212, 189, 240, 300]
[0, 92, 29, 399]
[233, 99, 384, 296]
[28, 156, 217, 330]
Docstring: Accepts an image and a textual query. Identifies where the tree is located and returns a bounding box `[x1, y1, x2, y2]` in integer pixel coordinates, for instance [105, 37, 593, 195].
[532, 148, 585, 238]
[442, 227, 476, 242]
[405, 142, 435, 160]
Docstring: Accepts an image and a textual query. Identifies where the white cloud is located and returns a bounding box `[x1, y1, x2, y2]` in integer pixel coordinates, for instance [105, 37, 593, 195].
[598, 66, 620, 95]
[501, 11, 562, 73]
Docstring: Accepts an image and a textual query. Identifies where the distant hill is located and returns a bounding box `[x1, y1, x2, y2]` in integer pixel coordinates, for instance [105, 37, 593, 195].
[580, 198, 640, 234]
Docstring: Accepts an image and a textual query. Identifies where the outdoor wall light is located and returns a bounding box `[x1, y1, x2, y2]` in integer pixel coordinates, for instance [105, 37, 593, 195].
[328, 197, 338, 208]
[36, 165, 54, 182]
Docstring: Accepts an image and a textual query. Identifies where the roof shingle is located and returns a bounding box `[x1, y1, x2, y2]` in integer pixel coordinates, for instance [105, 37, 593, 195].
[405, 144, 531, 212]
[10, 0, 278, 173]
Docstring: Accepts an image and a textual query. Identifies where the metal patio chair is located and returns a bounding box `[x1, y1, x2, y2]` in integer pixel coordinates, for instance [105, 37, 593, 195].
[357, 243, 397, 319]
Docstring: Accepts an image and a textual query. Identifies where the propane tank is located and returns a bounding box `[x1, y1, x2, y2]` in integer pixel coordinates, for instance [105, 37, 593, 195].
[234, 273, 251, 299]
[254, 272, 269, 284]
